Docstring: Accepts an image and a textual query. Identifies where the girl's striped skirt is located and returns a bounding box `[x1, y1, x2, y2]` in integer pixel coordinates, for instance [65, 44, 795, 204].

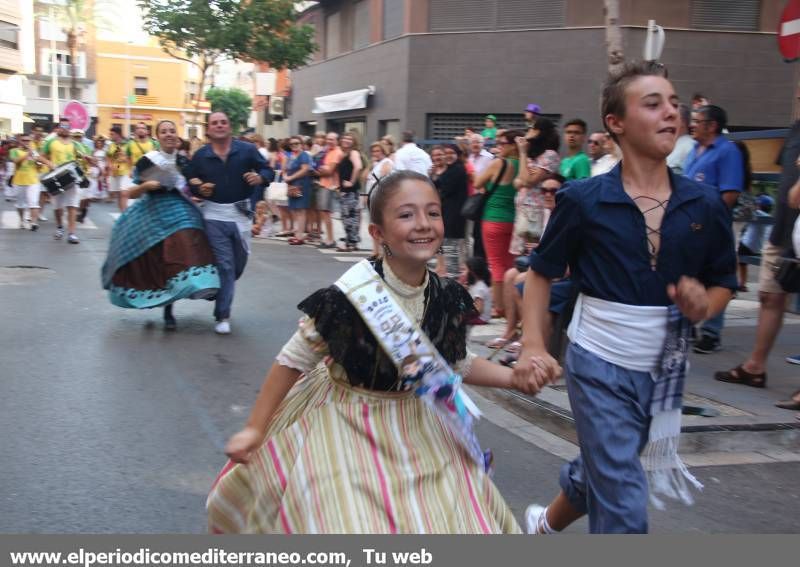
[207, 363, 521, 534]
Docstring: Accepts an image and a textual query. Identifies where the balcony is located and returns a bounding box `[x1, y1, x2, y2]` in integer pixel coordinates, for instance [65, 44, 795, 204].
[134, 95, 159, 106]
[44, 61, 87, 79]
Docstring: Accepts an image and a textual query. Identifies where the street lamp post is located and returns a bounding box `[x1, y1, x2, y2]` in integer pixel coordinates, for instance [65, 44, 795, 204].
[49, 4, 59, 125]
[125, 40, 132, 135]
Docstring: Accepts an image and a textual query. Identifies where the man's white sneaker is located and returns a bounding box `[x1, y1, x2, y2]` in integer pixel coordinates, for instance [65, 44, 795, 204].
[38, 215, 48, 222]
[214, 320, 231, 335]
[67, 233, 80, 244]
[525, 504, 548, 534]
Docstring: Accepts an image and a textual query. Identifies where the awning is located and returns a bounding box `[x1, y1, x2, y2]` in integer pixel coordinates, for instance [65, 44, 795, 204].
[312, 86, 374, 114]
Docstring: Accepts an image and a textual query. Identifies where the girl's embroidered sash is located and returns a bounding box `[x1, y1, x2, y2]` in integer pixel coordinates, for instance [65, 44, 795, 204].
[335, 260, 490, 472]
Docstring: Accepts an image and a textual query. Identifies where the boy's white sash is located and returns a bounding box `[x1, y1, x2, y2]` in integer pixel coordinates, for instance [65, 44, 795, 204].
[335, 260, 489, 472]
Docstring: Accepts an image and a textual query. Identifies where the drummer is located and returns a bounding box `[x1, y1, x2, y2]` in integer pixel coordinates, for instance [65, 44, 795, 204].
[42, 122, 85, 244]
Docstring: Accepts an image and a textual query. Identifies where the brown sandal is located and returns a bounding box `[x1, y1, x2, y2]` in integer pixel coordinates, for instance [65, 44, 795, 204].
[714, 365, 767, 388]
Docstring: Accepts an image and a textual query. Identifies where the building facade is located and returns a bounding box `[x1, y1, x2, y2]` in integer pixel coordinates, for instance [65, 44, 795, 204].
[22, 0, 98, 133]
[94, 39, 207, 139]
[0, 0, 34, 137]
[291, 0, 794, 142]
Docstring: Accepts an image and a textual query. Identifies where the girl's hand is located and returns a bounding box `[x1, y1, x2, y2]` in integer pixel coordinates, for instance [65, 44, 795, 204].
[667, 276, 709, 323]
[512, 348, 562, 395]
[225, 426, 265, 464]
[515, 136, 529, 153]
[342, 180, 353, 188]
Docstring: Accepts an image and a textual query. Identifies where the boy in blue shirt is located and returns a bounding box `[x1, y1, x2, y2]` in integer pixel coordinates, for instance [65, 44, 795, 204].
[515, 61, 737, 534]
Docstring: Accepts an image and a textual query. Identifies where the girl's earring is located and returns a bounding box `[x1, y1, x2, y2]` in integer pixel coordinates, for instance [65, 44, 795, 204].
[437, 246, 444, 255]
[382, 243, 393, 257]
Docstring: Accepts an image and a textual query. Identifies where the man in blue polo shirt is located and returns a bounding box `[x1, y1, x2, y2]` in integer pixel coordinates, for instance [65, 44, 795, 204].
[186, 111, 273, 334]
[684, 105, 744, 354]
[516, 62, 736, 534]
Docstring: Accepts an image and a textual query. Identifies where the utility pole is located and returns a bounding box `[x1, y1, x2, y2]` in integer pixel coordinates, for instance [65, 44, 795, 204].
[604, 0, 624, 74]
[49, 3, 59, 124]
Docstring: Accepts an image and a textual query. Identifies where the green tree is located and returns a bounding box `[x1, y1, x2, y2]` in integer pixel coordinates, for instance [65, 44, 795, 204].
[205, 87, 253, 132]
[138, 0, 316, 128]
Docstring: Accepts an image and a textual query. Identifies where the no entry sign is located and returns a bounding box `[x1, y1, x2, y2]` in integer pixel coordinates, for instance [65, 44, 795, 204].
[779, 0, 800, 61]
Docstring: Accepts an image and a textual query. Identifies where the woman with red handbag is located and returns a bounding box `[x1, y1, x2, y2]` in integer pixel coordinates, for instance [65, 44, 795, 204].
[283, 135, 313, 245]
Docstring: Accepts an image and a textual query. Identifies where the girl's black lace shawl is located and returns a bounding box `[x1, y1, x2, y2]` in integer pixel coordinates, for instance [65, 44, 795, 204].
[297, 259, 478, 392]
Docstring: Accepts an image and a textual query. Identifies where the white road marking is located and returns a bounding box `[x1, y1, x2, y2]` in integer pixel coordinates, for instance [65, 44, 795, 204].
[2, 211, 95, 230]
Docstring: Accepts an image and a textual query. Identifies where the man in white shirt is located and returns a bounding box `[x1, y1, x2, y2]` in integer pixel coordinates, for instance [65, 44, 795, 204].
[467, 134, 494, 176]
[666, 103, 694, 175]
[393, 130, 432, 176]
[588, 131, 618, 177]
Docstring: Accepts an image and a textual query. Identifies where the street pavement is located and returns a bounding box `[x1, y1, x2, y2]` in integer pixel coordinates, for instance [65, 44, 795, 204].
[0, 200, 798, 533]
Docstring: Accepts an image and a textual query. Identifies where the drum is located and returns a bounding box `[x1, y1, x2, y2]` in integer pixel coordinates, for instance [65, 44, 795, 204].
[39, 161, 86, 195]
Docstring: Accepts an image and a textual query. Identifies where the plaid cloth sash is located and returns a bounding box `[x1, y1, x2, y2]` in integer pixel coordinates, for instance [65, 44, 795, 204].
[643, 304, 703, 508]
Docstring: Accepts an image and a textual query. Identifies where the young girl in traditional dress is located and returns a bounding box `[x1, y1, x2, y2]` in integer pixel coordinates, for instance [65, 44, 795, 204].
[101, 120, 220, 330]
[207, 170, 550, 534]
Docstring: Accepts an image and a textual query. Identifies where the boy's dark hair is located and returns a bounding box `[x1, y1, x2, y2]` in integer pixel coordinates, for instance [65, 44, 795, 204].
[601, 60, 669, 142]
[466, 256, 491, 287]
[368, 170, 436, 226]
[563, 118, 587, 133]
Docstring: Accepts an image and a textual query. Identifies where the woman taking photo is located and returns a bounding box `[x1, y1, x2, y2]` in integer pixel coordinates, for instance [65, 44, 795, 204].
[283, 135, 313, 245]
[335, 132, 364, 251]
[101, 120, 220, 330]
[434, 144, 469, 278]
[474, 129, 522, 317]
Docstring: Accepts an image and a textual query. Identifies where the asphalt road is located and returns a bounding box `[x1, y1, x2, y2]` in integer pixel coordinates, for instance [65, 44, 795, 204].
[0, 202, 797, 533]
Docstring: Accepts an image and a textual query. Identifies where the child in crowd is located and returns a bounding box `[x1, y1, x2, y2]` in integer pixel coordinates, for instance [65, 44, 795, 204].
[253, 200, 272, 238]
[737, 194, 774, 291]
[464, 256, 493, 326]
[207, 171, 550, 533]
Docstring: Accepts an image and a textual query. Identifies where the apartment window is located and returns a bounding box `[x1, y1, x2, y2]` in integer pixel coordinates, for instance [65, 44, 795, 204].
[383, 0, 403, 40]
[39, 85, 74, 100]
[325, 11, 341, 58]
[38, 18, 67, 42]
[41, 50, 87, 79]
[353, 0, 371, 49]
[134, 77, 148, 96]
[691, 0, 759, 31]
[0, 21, 19, 49]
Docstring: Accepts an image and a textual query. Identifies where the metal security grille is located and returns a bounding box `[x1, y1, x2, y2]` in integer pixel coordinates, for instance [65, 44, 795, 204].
[383, 0, 404, 39]
[430, 0, 565, 32]
[496, 0, 565, 30]
[430, 0, 487, 32]
[426, 113, 561, 140]
[690, 0, 760, 31]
